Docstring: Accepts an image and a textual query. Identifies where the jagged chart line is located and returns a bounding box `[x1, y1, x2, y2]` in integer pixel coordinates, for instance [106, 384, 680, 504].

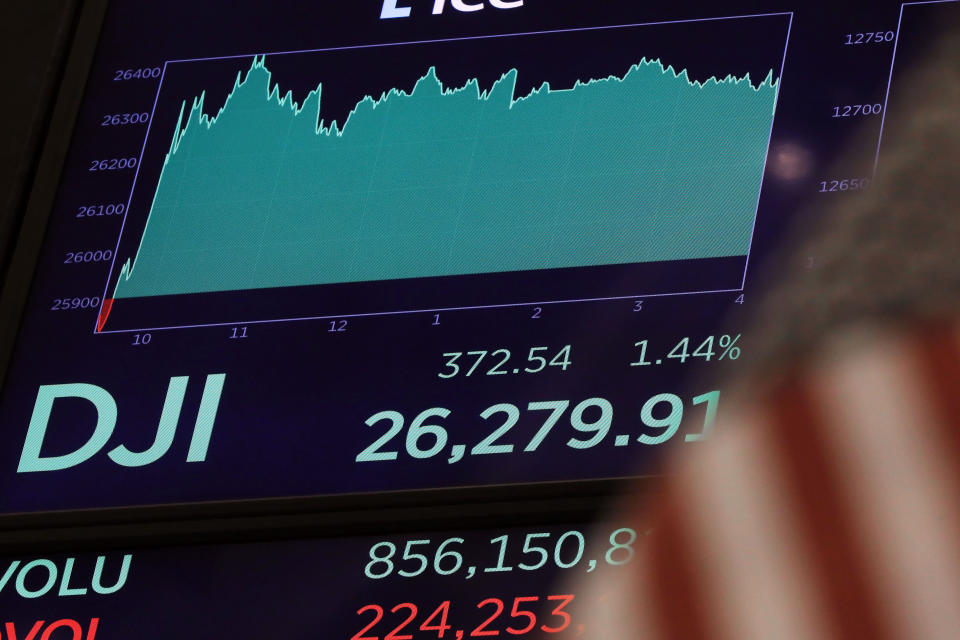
[169, 58, 774, 148]
[112, 56, 779, 300]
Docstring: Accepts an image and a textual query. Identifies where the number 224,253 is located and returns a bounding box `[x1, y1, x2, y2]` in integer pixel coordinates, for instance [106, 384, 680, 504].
[352, 595, 575, 640]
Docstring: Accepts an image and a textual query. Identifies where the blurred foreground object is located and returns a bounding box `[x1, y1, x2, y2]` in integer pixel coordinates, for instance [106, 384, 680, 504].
[597, 323, 960, 640]
[577, 23, 960, 640]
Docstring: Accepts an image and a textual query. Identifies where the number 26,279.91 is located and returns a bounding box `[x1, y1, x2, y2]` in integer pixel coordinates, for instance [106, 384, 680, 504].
[356, 392, 719, 464]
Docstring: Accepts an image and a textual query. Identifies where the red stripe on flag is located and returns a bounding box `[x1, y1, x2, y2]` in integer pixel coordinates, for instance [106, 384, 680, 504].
[767, 378, 892, 640]
[647, 487, 712, 640]
[913, 323, 960, 494]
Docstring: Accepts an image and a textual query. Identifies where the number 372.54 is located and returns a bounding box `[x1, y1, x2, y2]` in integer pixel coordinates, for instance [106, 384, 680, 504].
[439, 346, 571, 379]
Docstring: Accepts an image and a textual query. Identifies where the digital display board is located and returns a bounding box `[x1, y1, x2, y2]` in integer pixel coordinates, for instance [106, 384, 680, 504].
[1, 0, 954, 514]
[0, 522, 634, 637]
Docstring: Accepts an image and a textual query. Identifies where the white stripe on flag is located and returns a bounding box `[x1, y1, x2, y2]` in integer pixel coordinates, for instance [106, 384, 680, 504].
[814, 335, 960, 640]
[678, 412, 832, 640]
[576, 544, 660, 640]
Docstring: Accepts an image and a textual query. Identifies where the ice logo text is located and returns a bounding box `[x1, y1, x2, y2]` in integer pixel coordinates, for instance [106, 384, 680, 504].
[380, 0, 523, 19]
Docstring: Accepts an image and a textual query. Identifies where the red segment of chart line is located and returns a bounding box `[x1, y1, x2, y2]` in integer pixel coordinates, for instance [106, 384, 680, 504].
[96, 298, 114, 332]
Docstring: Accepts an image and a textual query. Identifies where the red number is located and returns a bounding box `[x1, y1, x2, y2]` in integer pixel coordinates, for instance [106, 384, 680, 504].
[506, 597, 538, 635]
[421, 602, 453, 638]
[352, 605, 384, 640]
[471, 598, 505, 636]
[540, 595, 574, 633]
[385, 603, 419, 640]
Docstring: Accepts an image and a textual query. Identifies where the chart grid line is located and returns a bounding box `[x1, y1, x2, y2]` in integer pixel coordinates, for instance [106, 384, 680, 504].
[94, 61, 169, 334]
[874, 0, 959, 176]
[740, 11, 794, 291]
[95, 286, 745, 334]
[163, 12, 794, 65]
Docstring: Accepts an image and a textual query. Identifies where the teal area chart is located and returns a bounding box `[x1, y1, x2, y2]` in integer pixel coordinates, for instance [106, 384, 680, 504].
[98, 14, 791, 330]
[113, 56, 777, 299]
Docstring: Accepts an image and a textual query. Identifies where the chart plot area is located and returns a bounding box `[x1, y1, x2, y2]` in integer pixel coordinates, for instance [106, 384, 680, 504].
[102, 14, 791, 331]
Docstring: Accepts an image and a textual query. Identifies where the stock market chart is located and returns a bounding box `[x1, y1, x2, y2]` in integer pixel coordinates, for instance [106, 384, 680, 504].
[1, 0, 957, 634]
[0, 0, 955, 590]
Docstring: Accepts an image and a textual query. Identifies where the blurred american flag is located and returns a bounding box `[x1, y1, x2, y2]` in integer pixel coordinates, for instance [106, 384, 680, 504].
[579, 323, 960, 639]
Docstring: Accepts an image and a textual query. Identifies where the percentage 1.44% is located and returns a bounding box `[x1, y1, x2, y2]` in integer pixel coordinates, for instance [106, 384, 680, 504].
[631, 335, 741, 367]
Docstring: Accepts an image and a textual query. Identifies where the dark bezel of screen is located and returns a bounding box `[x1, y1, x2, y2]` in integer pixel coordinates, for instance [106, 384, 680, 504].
[0, 477, 649, 556]
[0, 0, 654, 546]
[0, 0, 108, 388]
